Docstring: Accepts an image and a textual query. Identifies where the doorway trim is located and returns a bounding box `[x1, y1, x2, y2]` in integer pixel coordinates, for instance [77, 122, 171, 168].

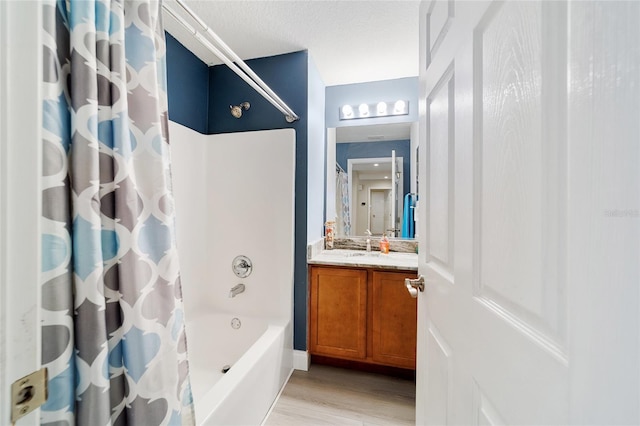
[0, 1, 42, 422]
[347, 156, 404, 236]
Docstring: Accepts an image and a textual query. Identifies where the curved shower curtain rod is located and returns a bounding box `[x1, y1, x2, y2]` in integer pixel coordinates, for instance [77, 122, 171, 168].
[162, 0, 300, 123]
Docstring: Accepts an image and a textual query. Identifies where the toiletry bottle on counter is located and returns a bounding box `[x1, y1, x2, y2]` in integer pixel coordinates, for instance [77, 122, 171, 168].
[325, 221, 335, 249]
[379, 234, 390, 254]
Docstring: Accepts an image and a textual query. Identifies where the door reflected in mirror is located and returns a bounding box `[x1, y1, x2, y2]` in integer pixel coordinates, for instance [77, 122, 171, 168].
[328, 122, 418, 239]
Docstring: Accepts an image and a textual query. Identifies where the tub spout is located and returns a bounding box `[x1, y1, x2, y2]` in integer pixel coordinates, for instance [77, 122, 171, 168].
[229, 283, 245, 298]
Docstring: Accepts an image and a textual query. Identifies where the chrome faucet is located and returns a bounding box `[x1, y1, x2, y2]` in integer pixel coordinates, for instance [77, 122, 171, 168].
[229, 283, 245, 298]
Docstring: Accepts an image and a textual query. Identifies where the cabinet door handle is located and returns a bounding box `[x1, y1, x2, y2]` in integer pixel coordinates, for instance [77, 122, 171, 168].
[405, 275, 425, 298]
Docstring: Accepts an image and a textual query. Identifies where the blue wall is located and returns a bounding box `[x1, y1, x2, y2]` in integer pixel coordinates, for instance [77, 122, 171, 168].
[325, 77, 418, 128]
[165, 33, 209, 133]
[208, 51, 311, 351]
[208, 52, 307, 134]
[336, 139, 411, 200]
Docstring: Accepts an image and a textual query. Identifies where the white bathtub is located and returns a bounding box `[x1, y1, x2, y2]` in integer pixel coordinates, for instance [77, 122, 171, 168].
[169, 122, 296, 425]
[186, 313, 292, 425]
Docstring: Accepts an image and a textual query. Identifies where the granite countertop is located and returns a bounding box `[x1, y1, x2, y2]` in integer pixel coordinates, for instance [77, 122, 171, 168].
[308, 249, 418, 271]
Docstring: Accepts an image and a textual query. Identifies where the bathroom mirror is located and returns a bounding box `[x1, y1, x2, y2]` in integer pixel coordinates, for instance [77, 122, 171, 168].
[326, 122, 418, 239]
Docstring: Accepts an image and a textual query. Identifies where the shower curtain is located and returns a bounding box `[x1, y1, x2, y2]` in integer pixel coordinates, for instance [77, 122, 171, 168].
[335, 169, 351, 236]
[40, 1, 193, 424]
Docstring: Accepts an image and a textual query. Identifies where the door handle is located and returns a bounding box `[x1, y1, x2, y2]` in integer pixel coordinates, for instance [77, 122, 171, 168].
[405, 275, 425, 298]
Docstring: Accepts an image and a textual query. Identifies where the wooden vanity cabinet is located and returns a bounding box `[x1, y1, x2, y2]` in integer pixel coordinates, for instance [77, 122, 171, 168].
[371, 271, 418, 369]
[308, 265, 417, 370]
[309, 267, 368, 360]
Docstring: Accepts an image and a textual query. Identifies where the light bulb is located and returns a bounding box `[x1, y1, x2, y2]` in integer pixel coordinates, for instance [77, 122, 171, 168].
[377, 102, 387, 115]
[341, 105, 353, 118]
[394, 100, 406, 114]
[359, 103, 369, 117]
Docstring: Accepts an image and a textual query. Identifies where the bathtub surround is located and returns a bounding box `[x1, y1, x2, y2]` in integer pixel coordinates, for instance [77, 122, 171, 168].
[41, 2, 193, 424]
[170, 122, 295, 322]
[170, 122, 295, 424]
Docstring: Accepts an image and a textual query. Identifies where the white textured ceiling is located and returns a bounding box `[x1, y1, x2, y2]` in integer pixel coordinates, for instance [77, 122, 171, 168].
[163, 0, 420, 86]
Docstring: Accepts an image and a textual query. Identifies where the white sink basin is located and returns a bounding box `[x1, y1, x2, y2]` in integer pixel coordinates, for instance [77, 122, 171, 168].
[344, 251, 379, 257]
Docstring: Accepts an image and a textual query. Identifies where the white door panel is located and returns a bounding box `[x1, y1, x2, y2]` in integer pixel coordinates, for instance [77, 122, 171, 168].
[427, 65, 454, 270]
[424, 321, 452, 425]
[417, 1, 639, 424]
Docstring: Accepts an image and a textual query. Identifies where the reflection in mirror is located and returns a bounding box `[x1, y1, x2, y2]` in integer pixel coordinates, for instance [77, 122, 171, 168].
[328, 122, 418, 239]
[346, 156, 402, 236]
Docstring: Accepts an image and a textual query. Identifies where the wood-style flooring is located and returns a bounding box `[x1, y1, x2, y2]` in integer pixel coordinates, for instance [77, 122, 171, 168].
[264, 364, 416, 426]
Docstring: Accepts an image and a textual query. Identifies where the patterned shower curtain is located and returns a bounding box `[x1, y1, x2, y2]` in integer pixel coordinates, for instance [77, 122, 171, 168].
[41, 1, 193, 424]
[335, 169, 351, 236]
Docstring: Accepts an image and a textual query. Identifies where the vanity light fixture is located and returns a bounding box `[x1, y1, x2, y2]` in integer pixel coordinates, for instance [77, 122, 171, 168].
[341, 105, 354, 118]
[339, 100, 409, 120]
[394, 100, 407, 114]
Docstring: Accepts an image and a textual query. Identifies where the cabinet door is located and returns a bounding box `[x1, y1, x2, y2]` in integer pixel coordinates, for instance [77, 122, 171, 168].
[371, 271, 417, 369]
[309, 266, 368, 360]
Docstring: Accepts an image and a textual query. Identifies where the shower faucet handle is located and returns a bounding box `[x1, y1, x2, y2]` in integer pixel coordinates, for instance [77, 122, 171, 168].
[232, 255, 252, 278]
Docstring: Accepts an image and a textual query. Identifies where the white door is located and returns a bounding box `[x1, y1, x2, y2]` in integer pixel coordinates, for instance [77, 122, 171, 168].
[0, 1, 43, 424]
[416, 1, 639, 424]
[370, 189, 386, 235]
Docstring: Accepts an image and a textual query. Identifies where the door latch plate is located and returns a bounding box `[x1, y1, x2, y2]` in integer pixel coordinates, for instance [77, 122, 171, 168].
[11, 368, 48, 424]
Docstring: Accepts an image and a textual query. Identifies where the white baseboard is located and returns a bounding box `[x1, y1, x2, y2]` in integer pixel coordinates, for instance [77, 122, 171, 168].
[293, 350, 309, 371]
